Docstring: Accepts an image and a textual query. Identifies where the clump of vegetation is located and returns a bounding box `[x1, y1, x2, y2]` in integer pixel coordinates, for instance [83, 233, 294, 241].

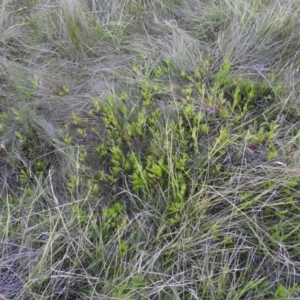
[1, 0, 300, 299]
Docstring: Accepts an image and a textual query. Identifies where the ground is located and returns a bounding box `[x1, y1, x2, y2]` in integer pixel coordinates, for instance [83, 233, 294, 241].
[1, 0, 300, 299]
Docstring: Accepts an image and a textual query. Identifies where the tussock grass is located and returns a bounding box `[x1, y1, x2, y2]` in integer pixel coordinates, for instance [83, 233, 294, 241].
[1, 0, 300, 299]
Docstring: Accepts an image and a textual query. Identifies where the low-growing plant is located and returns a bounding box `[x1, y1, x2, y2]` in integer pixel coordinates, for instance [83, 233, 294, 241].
[61, 57, 286, 240]
[2, 3, 300, 296]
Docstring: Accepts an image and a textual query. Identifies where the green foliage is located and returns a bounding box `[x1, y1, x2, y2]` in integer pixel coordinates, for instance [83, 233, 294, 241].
[63, 57, 284, 230]
[2, 1, 300, 299]
[57, 86, 70, 96]
[274, 284, 300, 299]
[2, 49, 291, 298]
[19, 168, 30, 183]
[102, 203, 127, 242]
[66, 14, 85, 52]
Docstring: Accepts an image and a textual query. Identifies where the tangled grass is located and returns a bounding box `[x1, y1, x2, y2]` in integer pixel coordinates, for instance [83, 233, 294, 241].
[1, 0, 300, 299]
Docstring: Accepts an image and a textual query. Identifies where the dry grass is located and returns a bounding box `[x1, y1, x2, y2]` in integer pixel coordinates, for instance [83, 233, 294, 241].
[1, 0, 300, 299]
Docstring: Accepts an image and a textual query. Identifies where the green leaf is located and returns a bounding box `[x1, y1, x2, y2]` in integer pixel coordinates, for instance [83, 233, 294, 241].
[267, 146, 277, 160]
[200, 124, 209, 134]
[19, 169, 30, 182]
[15, 131, 27, 143]
[183, 103, 194, 115]
[118, 240, 128, 255]
[221, 57, 231, 76]
[165, 58, 171, 68]
[220, 109, 229, 119]
[275, 284, 290, 297]
[219, 127, 229, 143]
[111, 145, 125, 165]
